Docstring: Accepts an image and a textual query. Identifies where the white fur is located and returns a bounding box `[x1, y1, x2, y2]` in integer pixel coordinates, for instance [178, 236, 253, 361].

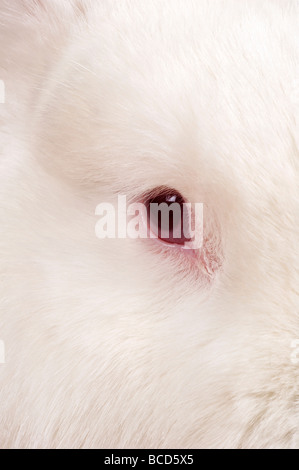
[0, 0, 298, 448]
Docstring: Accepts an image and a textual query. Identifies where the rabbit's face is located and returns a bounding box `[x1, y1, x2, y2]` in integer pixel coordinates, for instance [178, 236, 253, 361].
[0, 0, 298, 448]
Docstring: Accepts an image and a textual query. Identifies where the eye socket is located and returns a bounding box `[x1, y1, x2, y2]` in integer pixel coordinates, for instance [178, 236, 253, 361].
[144, 187, 192, 246]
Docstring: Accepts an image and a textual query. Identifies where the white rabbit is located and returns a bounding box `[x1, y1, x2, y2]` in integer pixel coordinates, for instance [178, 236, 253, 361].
[0, 0, 298, 448]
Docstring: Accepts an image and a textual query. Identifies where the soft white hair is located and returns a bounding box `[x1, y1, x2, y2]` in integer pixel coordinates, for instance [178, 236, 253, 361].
[0, 0, 298, 448]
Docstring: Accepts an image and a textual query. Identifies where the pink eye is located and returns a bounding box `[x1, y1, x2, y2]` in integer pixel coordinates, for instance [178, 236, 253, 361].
[144, 187, 192, 246]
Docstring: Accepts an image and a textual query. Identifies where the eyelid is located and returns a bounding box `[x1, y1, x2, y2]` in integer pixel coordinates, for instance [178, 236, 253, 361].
[142, 185, 181, 199]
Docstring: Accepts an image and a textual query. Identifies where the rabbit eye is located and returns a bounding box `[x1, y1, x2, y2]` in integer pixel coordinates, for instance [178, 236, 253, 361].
[144, 187, 192, 246]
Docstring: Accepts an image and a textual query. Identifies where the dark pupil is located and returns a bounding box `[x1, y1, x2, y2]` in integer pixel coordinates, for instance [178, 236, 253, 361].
[146, 190, 191, 245]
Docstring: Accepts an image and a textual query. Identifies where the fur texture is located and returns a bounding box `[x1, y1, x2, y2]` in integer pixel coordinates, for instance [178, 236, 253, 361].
[0, 0, 298, 448]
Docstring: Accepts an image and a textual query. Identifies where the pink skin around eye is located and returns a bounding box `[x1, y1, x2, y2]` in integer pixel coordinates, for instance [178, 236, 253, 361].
[140, 200, 222, 278]
[139, 187, 222, 279]
[139, 203, 200, 258]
